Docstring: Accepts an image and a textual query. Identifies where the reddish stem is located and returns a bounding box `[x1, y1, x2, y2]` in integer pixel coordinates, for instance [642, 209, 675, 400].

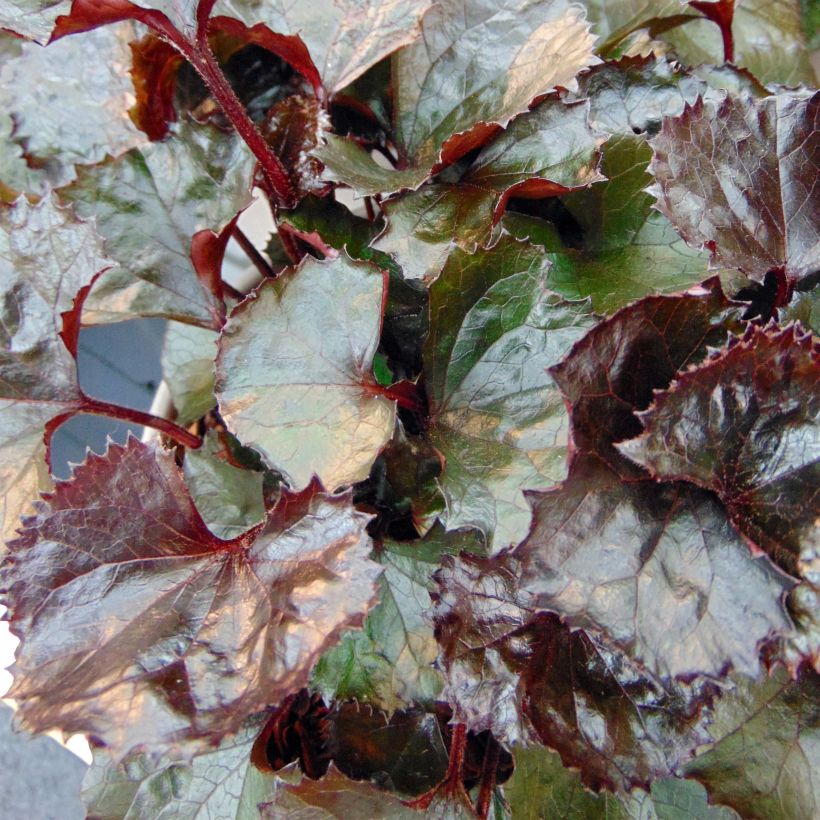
[80, 396, 202, 450]
[475, 738, 501, 819]
[165, 28, 296, 207]
[234, 224, 276, 278]
[364, 196, 376, 222]
[444, 724, 468, 788]
[691, 0, 734, 63]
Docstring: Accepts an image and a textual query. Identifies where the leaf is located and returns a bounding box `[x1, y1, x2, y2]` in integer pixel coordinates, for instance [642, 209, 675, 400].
[649, 91, 820, 285]
[424, 234, 598, 552]
[217, 0, 433, 95]
[619, 323, 819, 582]
[580, 0, 687, 53]
[183, 429, 266, 540]
[82, 715, 276, 820]
[502, 745, 630, 819]
[1, 438, 382, 758]
[0, 194, 111, 552]
[262, 763, 420, 818]
[664, 0, 816, 86]
[685, 667, 820, 820]
[316, 0, 598, 194]
[313, 526, 476, 711]
[329, 703, 449, 796]
[0, 0, 71, 42]
[432, 577, 715, 791]
[373, 98, 604, 279]
[518, 456, 794, 679]
[549, 278, 743, 477]
[60, 120, 255, 327]
[0, 24, 144, 189]
[507, 135, 716, 313]
[160, 321, 218, 426]
[570, 54, 707, 138]
[216, 253, 396, 491]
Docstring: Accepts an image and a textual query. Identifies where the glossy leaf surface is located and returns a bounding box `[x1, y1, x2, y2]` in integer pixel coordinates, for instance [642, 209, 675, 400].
[216, 254, 396, 490]
[650, 92, 820, 284]
[2, 438, 382, 757]
[60, 121, 255, 327]
[425, 235, 597, 552]
[0, 195, 109, 552]
[620, 323, 819, 581]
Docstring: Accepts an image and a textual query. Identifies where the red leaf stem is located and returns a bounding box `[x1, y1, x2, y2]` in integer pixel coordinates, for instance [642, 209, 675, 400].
[233, 224, 277, 278]
[691, 0, 734, 63]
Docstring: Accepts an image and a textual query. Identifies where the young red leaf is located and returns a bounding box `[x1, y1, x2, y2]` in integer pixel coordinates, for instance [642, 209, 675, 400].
[549, 278, 743, 477]
[1, 438, 382, 759]
[620, 323, 819, 582]
[0, 194, 111, 552]
[650, 92, 820, 286]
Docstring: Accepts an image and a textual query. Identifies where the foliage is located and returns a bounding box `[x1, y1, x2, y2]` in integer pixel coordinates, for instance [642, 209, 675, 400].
[0, 0, 817, 817]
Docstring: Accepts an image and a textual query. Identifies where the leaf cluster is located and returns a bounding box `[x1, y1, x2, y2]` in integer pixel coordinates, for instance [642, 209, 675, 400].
[0, 0, 818, 817]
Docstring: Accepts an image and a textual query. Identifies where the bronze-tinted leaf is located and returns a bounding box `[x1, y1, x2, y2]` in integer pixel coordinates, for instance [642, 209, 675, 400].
[549, 278, 742, 476]
[620, 323, 819, 581]
[650, 92, 820, 285]
[1, 438, 382, 758]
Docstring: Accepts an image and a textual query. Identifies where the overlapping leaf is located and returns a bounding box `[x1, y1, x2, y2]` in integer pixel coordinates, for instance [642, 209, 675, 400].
[650, 91, 820, 284]
[580, 0, 687, 54]
[518, 456, 794, 680]
[620, 323, 819, 581]
[217, 0, 432, 95]
[316, 0, 598, 195]
[0, 24, 144, 191]
[82, 715, 275, 819]
[0, 0, 71, 42]
[373, 98, 604, 281]
[60, 120, 255, 327]
[425, 235, 597, 552]
[313, 526, 480, 712]
[1, 438, 382, 758]
[160, 321, 218, 426]
[665, 0, 816, 86]
[0, 195, 110, 553]
[685, 667, 820, 820]
[549, 278, 743, 476]
[216, 254, 396, 490]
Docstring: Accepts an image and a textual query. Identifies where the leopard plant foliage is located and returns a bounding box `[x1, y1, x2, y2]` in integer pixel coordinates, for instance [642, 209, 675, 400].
[0, 0, 817, 817]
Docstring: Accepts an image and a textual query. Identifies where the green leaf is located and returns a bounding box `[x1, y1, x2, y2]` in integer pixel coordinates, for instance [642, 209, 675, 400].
[685, 667, 820, 820]
[312, 525, 478, 711]
[649, 91, 820, 285]
[60, 120, 255, 327]
[506, 135, 713, 313]
[317, 0, 597, 194]
[160, 321, 218, 426]
[425, 234, 597, 552]
[183, 430, 266, 540]
[0, 194, 110, 553]
[82, 715, 276, 820]
[664, 0, 816, 86]
[374, 98, 604, 280]
[218, 0, 432, 94]
[502, 745, 630, 820]
[619, 323, 819, 584]
[216, 254, 396, 490]
[0, 24, 144, 190]
[631, 778, 741, 819]
[579, 0, 687, 54]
